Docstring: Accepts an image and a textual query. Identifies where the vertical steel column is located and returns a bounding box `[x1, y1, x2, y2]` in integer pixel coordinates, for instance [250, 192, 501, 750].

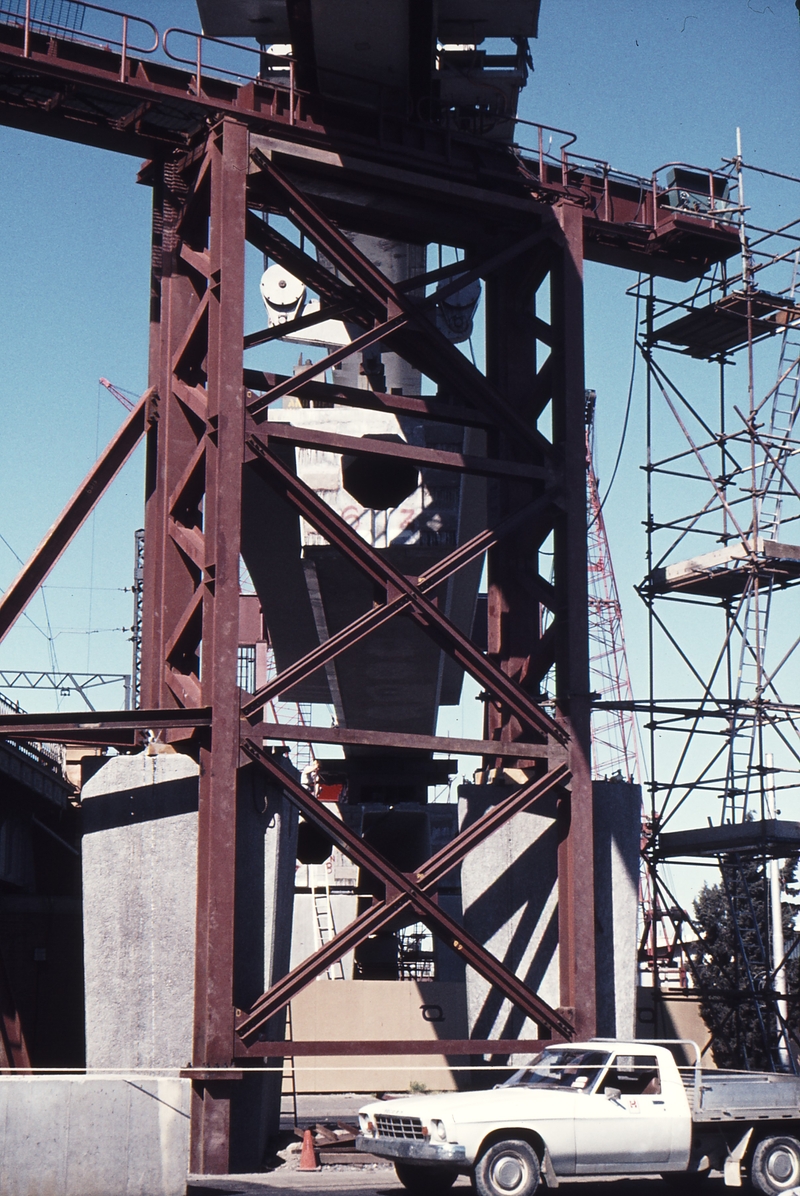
[142, 157, 208, 708]
[484, 249, 548, 756]
[484, 207, 595, 1039]
[191, 118, 248, 1174]
[552, 203, 595, 1039]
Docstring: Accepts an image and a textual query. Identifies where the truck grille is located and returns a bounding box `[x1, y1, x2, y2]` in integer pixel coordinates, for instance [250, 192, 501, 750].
[375, 1114, 426, 1140]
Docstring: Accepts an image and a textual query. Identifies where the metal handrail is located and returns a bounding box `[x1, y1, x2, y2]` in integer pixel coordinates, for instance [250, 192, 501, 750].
[512, 116, 577, 185]
[162, 26, 296, 117]
[0, 0, 158, 81]
[163, 27, 412, 126]
[0, 692, 66, 776]
[650, 160, 741, 234]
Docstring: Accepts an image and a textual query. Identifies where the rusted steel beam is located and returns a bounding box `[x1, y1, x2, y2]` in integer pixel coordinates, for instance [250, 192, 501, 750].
[243, 301, 355, 350]
[247, 314, 409, 415]
[552, 204, 596, 1042]
[190, 118, 249, 1176]
[413, 764, 570, 889]
[0, 32, 741, 279]
[241, 492, 555, 721]
[234, 1039, 551, 1057]
[141, 152, 208, 711]
[243, 370, 495, 428]
[245, 435, 564, 744]
[249, 151, 555, 457]
[238, 894, 411, 1043]
[0, 707, 211, 737]
[244, 213, 375, 322]
[0, 393, 152, 646]
[247, 720, 550, 759]
[237, 744, 573, 1042]
[247, 418, 547, 482]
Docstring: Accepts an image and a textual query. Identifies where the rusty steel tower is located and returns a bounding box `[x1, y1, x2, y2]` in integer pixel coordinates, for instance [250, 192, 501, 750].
[0, 0, 743, 1172]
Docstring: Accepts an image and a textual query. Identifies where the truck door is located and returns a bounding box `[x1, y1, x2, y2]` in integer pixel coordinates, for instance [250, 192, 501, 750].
[574, 1054, 671, 1173]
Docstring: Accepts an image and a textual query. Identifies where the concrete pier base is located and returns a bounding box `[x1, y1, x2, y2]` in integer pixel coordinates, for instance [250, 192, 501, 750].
[458, 778, 641, 1043]
[80, 749, 297, 1174]
[0, 1075, 190, 1196]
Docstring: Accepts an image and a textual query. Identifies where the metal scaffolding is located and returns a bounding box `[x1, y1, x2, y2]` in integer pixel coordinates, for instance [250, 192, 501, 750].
[632, 155, 800, 1068]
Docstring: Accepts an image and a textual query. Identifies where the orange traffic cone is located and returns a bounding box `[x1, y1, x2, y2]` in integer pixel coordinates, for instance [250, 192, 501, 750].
[298, 1127, 320, 1171]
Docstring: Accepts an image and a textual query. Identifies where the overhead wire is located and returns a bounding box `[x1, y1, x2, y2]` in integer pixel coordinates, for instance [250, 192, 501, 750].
[591, 274, 642, 524]
[0, 532, 61, 666]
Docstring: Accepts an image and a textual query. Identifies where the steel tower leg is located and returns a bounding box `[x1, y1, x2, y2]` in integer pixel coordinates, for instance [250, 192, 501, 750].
[143, 119, 248, 1174]
[484, 205, 595, 1038]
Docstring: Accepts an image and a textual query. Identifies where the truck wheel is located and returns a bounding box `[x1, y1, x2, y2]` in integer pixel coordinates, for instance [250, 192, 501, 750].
[394, 1162, 458, 1193]
[474, 1139, 540, 1196]
[751, 1135, 800, 1194]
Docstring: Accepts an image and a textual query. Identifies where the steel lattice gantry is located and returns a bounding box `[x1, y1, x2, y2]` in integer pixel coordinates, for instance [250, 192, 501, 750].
[0, 7, 744, 1173]
[137, 114, 592, 1168]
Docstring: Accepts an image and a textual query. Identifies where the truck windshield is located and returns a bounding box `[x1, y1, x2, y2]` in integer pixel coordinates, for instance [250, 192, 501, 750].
[504, 1049, 611, 1093]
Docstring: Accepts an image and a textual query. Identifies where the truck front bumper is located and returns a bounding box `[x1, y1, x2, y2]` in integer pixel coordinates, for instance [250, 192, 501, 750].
[356, 1135, 467, 1166]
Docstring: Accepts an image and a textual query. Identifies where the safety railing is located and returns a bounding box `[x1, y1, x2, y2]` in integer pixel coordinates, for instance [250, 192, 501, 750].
[512, 116, 577, 186]
[163, 27, 413, 128]
[0, 0, 158, 81]
[0, 0, 750, 244]
[0, 691, 66, 777]
[162, 27, 295, 112]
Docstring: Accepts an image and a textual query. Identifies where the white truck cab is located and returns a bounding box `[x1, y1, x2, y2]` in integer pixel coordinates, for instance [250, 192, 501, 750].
[356, 1039, 800, 1196]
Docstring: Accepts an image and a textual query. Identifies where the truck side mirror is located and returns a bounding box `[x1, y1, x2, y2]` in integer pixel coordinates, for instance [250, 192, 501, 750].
[604, 1087, 622, 1101]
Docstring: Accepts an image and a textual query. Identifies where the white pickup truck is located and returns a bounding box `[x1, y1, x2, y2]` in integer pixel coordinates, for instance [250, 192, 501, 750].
[356, 1040, 800, 1196]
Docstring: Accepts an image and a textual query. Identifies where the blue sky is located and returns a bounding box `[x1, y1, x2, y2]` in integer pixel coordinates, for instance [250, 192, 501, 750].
[0, 0, 797, 757]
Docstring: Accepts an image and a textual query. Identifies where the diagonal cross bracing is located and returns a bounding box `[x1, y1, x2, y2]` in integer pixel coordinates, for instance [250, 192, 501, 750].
[236, 741, 574, 1044]
[0, 391, 153, 645]
[243, 435, 565, 744]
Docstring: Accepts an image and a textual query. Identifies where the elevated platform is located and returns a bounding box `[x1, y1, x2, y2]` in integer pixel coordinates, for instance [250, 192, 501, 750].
[658, 818, 800, 860]
[652, 289, 800, 358]
[0, 6, 741, 279]
[646, 537, 800, 599]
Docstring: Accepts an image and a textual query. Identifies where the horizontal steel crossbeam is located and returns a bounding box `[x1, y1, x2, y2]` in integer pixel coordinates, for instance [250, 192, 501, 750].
[234, 1038, 551, 1057]
[248, 720, 551, 759]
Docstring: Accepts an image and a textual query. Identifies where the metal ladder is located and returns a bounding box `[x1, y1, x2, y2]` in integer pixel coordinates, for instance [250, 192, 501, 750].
[280, 1003, 299, 1129]
[311, 878, 345, 980]
[724, 257, 800, 818]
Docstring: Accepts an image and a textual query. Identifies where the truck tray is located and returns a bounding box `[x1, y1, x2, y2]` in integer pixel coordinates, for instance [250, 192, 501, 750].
[692, 1072, 800, 1122]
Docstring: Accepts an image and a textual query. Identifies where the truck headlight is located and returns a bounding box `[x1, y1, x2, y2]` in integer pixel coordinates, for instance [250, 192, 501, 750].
[430, 1119, 447, 1142]
[359, 1114, 373, 1136]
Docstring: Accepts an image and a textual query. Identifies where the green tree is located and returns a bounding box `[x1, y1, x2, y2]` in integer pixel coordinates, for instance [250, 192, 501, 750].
[690, 853, 800, 1070]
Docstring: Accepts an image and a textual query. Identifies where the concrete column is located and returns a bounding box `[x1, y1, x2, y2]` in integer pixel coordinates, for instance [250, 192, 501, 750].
[457, 781, 560, 1043]
[81, 749, 297, 1171]
[458, 779, 640, 1044]
[592, 780, 641, 1039]
[327, 235, 424, 394]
